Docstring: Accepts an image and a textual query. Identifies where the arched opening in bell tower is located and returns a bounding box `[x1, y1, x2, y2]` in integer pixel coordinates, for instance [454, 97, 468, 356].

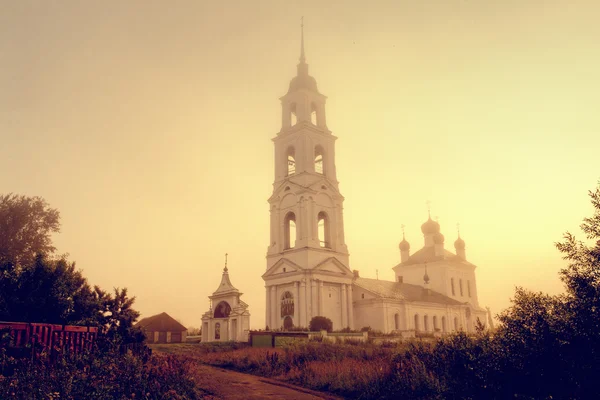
[286, 146, 296, 176]
[290, 103, 298, 126]
[310, 102, 318, 125]
[314, 145, 324, 175]
[284, 212, 297, 249]
[317, 211, 331, 248]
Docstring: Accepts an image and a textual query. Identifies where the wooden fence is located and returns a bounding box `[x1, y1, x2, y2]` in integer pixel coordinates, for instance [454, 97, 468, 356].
[0, 321, 98, 355]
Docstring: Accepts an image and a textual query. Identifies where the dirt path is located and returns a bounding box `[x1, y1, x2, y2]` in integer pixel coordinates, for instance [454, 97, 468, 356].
[188, 363, 343, 400]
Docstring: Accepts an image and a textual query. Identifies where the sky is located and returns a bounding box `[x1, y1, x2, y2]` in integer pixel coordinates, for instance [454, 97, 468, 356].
[1, 0, 599, 329]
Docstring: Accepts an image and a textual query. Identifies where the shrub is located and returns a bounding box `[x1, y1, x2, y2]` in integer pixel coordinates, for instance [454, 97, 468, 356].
[308, 316, 333, 332]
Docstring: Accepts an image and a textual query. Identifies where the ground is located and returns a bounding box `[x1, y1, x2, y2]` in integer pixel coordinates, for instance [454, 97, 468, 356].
[152, 344, 342, 400]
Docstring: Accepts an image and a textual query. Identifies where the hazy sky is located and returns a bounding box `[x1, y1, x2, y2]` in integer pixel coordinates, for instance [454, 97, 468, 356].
[1, 1, 599, 329]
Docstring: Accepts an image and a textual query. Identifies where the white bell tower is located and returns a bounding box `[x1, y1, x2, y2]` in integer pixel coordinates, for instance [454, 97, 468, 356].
[262, 21, 354, 331]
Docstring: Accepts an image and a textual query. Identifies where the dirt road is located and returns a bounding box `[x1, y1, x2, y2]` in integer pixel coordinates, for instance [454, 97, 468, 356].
[189, 363, 343, 400]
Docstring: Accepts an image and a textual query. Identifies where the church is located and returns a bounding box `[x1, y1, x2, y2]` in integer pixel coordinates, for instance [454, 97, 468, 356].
[262, 25, 489, 334]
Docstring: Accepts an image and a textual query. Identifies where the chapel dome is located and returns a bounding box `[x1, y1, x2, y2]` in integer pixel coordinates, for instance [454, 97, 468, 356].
[421, 218, 440, 235]
[433, 232, 445, 244]
[454, 237, 466, 249]
[399, 238, 410, 251]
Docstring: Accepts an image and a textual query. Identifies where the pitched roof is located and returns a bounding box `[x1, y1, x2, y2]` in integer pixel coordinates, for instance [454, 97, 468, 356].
[400, 246, 474, 267]
[354, 277, 463, 306]
[135, 312, 187, 332]
[213, 268, 239, 295]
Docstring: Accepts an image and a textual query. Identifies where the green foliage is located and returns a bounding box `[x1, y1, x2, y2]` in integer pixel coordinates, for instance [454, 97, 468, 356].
[308, 316, 333, 332]
[0, 193, 60, 267]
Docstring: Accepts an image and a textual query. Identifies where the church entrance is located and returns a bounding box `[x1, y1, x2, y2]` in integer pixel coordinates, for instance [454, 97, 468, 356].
[283, 316, 293, 330]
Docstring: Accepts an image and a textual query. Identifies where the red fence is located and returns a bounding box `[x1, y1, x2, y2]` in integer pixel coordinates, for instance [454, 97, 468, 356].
[0, 321, 98, 354]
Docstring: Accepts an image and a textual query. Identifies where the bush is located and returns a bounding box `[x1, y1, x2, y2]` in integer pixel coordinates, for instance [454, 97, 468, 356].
[308, 316, 333, 332]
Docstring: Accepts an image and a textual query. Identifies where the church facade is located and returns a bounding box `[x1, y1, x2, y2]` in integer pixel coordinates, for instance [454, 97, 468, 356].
[262, 27, 488, 334]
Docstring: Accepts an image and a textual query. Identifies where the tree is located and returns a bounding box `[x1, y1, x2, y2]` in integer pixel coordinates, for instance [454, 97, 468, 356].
[0, 194, 60, 267]
[308, 316, 333, 332]
[0, 253, 98, 325]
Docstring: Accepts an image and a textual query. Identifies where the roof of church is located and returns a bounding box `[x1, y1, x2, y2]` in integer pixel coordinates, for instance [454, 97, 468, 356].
[213, 266, 239, 295]
[135, 312, 187, 332]
[400, 246, 474, 267]
[354, 277, 464, 305]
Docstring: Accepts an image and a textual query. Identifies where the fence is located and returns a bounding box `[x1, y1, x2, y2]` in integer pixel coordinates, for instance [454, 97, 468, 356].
[249, 330, 369, 348]
[0, 321, 98, 355]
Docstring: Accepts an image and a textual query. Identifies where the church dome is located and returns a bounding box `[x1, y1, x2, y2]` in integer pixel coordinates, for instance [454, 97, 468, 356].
[288, 73, 319, 93]
[433, 232, 445, 244]
[399, 238, 410, 251]
[421, 218, 440, 235]
[454, 237, 465, 249]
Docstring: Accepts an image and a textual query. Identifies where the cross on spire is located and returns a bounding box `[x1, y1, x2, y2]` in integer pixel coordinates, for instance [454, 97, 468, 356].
[426, 200, 432, 219]
[224, 253, 228, 272]
[401, 223, 406, 239]
[457, 222, 461, 237]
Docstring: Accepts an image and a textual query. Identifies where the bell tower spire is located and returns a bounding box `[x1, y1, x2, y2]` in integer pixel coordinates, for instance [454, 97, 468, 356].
[300, 16, 306, 64]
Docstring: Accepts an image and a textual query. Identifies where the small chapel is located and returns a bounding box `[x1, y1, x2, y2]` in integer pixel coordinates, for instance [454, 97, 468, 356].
[201, 255, 250, 342]
[262, 24, 489, 334]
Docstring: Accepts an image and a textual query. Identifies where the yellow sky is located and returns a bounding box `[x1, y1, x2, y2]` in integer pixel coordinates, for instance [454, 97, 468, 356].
[1, 1, 599, 329]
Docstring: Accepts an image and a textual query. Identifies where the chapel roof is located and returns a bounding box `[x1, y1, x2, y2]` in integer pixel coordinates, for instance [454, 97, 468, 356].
[213, 266, 239, 295]
[135, 312, 187, 332]
[354, 277, 463, 306]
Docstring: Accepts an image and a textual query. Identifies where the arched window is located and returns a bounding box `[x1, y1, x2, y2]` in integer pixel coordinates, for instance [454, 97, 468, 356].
[314, 145, 324, 175]
[467, 280, 472, 298]
[397, 276, 403, 283]
[284, 212, 296, 249]
[442, 316, 447, 333]
[451, 278, 456, 296]
[310, 102, 318, 125]
[433, 316, 438, 331]
[286, 147, 296, 176]
[215, 322, 221, 340]
[394, 313, 400, 331]
[424, 315, 429, 332]
[460, 279, 464, 296]
[214, 301, 231, 318]
[317, 211, 330, 248]
[280, 291, 294, 318]
[290, 103, 298, 126]
[414, 314, 420, 331]
[454, 317, 460, 331]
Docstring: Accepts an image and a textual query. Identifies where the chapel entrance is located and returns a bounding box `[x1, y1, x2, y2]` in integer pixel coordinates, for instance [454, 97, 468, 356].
[283, 316, 293, 330]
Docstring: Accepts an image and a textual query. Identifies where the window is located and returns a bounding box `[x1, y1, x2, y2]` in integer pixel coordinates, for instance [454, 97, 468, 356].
[394, 313, 400, 330]
[317, 211, 330, 248]
[310, 102, 318, 125]
[290, 103, 298, 126]
[283, 267, 286, 273]
[314, 146, 324, 174]
[468, 280, 471, 297]
[454, 317, 459, 331]
[287, 147, 296, 176]
[433, 316, 438, 331]
[361, 293, 365, 299]
[281, 291, 294, 317]
[414, 314, 420, 331]
[424, 315, 429, 332]
[451, 278, 455, 296]
[442, 317, 447, 333]
[284, 212, 296, 249]
[460, 279, 464, 296]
